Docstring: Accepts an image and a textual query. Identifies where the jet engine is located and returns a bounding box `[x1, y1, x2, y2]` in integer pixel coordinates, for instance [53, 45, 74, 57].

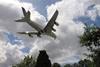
[52, 28, 56, 32]
[28, 33, 33, 37]
[54, 22, 59, 26]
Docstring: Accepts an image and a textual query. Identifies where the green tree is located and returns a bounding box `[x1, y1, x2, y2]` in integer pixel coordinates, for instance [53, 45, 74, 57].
[12, 55, 36, 67]
[52, 63, 61, 67]
[64, 64, 72, 67]
[35, 50, 51, 67]
[73, 63, 78, 67]
[78, 59, 95, 67]
[80, 24, 100, 67]
[78, 60, 85, 67]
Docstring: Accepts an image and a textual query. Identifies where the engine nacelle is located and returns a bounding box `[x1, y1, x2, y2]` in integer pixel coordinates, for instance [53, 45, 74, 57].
[52, 28, 56, 32]
[54, 22, 59, 26]
[37, 31, 42, 37]
[28, 33, 33, 38]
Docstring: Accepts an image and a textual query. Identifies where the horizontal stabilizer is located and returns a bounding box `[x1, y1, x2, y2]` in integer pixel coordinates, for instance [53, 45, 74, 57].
[15, 18, 26, 22]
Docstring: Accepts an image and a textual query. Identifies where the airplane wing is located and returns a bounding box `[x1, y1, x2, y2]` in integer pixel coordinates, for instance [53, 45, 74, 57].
[17, 31, 38, 38]
[43, 10, 59, 33]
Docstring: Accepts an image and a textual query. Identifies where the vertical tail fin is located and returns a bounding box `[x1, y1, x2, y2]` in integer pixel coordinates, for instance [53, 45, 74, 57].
[15, 7, 31, 22]
[22, 7, 27, 16]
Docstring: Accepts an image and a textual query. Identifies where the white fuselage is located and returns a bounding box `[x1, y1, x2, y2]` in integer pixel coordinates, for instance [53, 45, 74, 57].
[26, 20, 56, 38]
[27, 20, 43, 32]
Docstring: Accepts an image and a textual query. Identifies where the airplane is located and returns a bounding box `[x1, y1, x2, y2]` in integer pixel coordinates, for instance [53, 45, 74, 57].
[15, 7, 59, 39]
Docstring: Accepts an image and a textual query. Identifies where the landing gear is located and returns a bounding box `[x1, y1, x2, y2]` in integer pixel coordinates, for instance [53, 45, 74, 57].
[37, 30, 44, 37]
[37, 32, 41, 37]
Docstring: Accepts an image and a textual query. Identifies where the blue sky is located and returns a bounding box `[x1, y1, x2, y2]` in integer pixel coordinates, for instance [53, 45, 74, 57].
[23, 0, 61, 17]
[22, 0, 100, 26]
[32, 0, 61, 17]
[73, 4, 100, 27]
[4, 32, 23, 45]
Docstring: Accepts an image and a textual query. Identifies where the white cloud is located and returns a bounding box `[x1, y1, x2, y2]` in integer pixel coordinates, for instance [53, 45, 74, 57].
[93, 0, 100, 4]
[0, 0, 46, 67]
[0, 0, 100, 66]
[0, 40, 25, 67]
[29, 0, 100, 64]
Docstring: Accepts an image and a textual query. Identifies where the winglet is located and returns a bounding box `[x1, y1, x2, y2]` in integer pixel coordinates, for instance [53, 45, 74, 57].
[55, 10, 58, 14]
